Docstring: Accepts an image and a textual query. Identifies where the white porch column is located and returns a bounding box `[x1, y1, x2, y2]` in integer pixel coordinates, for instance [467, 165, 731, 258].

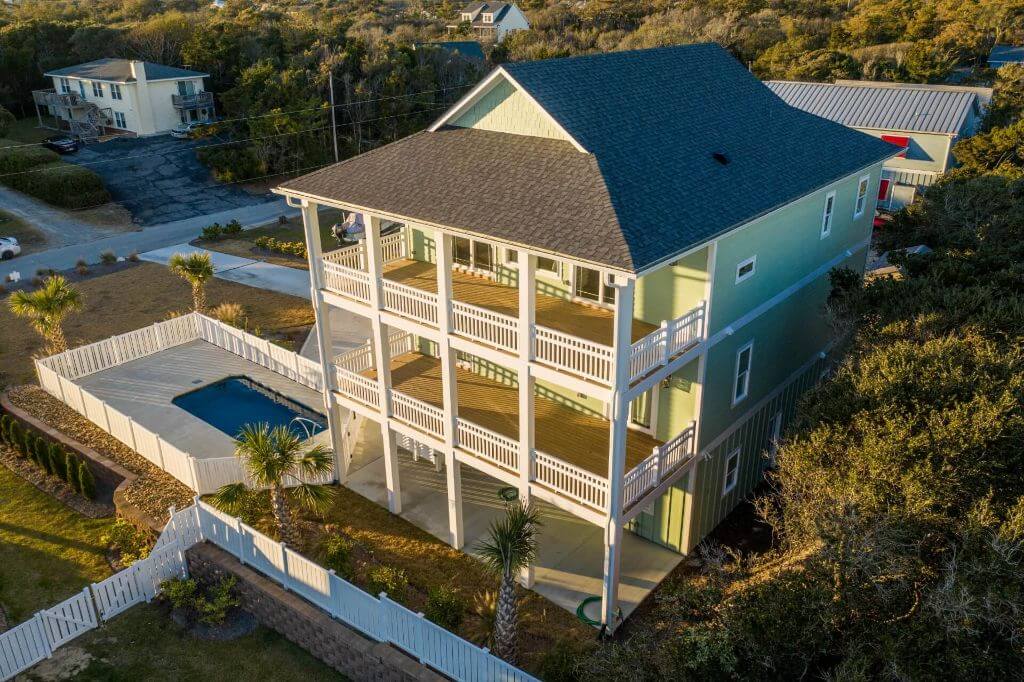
[365, 213, 401, 514]
[601, 274, 635, 632]
[435, 231, 464, 548]
[300, 201, 347, 482]
[516, 250, 537, 588]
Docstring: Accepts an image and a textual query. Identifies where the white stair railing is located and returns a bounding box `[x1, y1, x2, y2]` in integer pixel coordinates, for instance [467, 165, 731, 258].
[628, 301, 706, 382]
[622, 421, 697, 509]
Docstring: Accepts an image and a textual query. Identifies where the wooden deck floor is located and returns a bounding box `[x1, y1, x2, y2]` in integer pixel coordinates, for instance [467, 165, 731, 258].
[384, 259, 656, 346]
[368, 352, 661, 477]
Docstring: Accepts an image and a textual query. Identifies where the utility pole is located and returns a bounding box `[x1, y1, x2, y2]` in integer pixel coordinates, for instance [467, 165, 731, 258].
[324, 46, 339, 163]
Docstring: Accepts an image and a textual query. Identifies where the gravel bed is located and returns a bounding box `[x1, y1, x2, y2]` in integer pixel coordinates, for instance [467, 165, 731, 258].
[7, 385, 194, 523]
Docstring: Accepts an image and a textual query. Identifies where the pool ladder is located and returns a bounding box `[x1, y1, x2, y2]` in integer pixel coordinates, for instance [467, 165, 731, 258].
[291, 416, 321, 439]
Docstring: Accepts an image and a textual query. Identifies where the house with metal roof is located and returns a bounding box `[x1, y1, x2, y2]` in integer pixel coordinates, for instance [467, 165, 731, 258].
[988, 44, 1024, 69]
[273, 43, 895, 631]
[32, 58, 214, 138]
[448, 2, 530, 41]
[767, 79, 991, 208]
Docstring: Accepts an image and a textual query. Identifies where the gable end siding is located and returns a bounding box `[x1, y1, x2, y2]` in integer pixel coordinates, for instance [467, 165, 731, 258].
[449, 78, 570, 141]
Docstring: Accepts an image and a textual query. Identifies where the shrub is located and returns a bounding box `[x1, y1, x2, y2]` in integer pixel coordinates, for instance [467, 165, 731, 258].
[321, 535, 354, 578]
[367, 565, 408, 600]
[196, 576, 239, 625]
[65, 452, 80, 485]
[126, 250, 140, 262]
[223, 219, 243, 235]
[1, 161, 109, 209]
[33, 436, 51, 473]
[75, 264, 89, 276]
[0, 415, 11, 445]
[200, 223, 222, 240]
[99, 250, 117, 265]
[538, 639, 586, 682]
[254, 236, 306, 259]
[48, 443, 66, 480]
[197, 144, 263, 183]
[424, 585, 464, 631]
[8, 421, 25, 456]
[77, 460, 96, 499]
[101, 519, 153, 564]
[0, 144, 59, 174]
[161, 577, 198, 609]
[21, 430, 34, 461]
[209, 302, 245, 328]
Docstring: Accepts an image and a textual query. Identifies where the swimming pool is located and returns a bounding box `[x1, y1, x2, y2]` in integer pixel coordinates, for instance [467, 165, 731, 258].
[172, 376, 326, 439]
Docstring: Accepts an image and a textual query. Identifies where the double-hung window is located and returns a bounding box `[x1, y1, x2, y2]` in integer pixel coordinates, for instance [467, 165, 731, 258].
[722, 448, 740, 495]
[113, 112, 126, 128]
[59, 78, 71, 94]
[78, 80, 86, 98]
[92, 81, 103, 97]
[110, 84, 122, 100]
[820, 191, 835, 238]
[733, 341, 753, 405]
[854, 175, 870, 218]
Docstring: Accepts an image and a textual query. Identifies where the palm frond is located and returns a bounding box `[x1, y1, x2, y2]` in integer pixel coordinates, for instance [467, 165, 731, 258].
[297, 443, 335, 478]
[168, 252, 214, 284]
[475, 501, 542, 577]
[211, 482, 250, 514]
[290, 482, 337, 515]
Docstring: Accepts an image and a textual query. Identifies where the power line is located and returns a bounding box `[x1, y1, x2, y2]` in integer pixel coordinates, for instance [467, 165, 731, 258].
[2, 82, 475, 151]
[0, 104, 451, 179]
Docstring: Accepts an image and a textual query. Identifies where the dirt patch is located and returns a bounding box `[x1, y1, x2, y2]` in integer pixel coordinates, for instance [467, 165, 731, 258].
[70, 202, 136, 231]
[6, 386, 193, 525]
[19, 643, 94, 680]
[0, 444, 113, 518]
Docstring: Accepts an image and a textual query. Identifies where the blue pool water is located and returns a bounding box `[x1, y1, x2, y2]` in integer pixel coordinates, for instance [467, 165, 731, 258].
[172, 376, 326, 439]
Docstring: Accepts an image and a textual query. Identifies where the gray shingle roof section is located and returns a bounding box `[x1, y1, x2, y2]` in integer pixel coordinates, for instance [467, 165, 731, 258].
[281, 44, 896, 272]
[45, 58, 208, 82]
[281, 127, 627, 266]
[988, 44, 1024, 66]
[766, 80, 977, 134]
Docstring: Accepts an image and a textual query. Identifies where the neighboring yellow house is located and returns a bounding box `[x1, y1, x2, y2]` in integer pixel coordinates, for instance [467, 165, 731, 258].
[767, 80, 992, 208]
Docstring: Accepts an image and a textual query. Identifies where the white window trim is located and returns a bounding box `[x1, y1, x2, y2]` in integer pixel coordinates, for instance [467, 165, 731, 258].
[854, 174, 870, 218]
[111, 83, 122, 100]
[732, 340, 753, 406]
[735, 256, 756, 284]
[504, 247, 562, 281]
[113, 112, 126, 128]
[722, 448, 740, 496]
[59, 77, 71, 94]
[92, 81, 103, 97]
[820, 190, 836, 239]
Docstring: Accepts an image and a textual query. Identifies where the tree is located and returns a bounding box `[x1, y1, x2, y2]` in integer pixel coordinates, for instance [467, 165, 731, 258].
[474, 501, 541, 664]
[9, 275, 83, 354]
[168, 252, 214, 312]
[212, 423, 336, 545]
[0, 105, 14, 137]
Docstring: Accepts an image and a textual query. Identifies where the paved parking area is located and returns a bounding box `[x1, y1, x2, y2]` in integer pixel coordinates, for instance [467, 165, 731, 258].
[67, 136, 274, 226]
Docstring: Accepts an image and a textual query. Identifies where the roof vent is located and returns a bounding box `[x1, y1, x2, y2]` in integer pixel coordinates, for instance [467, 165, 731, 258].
[712, 152, 730, 165]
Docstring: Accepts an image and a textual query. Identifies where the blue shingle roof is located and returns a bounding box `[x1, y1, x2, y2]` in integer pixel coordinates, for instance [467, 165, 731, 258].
[501, 44, 897, 271]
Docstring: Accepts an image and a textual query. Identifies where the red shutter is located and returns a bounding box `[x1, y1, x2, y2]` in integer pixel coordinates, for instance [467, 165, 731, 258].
[877, 178, 891, 201]
[880, 134, 910, 158]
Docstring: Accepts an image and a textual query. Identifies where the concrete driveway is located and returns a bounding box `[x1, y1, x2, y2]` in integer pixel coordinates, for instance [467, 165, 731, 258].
[67, 136, 274, 226]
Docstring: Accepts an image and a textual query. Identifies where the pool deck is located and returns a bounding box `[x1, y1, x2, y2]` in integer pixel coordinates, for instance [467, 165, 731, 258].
[76, 339, 327, 459]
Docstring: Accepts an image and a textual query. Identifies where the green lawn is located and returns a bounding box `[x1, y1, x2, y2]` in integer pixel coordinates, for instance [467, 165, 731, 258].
[0, 462, 115, 623]
[0, 208, 47, 254]
[1, 118, 55, 146]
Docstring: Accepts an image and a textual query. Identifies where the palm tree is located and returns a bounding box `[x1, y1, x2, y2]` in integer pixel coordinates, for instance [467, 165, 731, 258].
[213, 423, 336, 545]
[168, 252, 214, 312]
[9, 275, 83, 354]
[475, 501, 541, 664]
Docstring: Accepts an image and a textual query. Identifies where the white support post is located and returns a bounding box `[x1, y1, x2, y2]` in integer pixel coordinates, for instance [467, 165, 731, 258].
[601, 274, 634, 633]
[365, 213, 402, 514]
[680, 352, 708, 555]
[436, 232, 464, 548]
[516, 250, 537, 588]
[301, 200, 348, 483]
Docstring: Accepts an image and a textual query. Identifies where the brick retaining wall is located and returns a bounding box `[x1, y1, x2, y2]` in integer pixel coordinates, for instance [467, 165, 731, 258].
[186, 542, 446, 682]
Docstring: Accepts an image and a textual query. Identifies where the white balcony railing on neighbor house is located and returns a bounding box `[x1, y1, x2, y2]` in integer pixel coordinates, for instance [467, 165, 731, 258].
[622, 421, 697, 509]
[533, 449, 608, 511]
[628, 301, 706, 382]
[456, 418, 519, 472]
[533, 325, 615, 384]
[451, 300, 519, 353]
[391, 390, 446, 438]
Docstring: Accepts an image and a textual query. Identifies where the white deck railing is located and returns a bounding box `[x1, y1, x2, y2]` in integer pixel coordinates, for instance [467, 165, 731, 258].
[391, 390, 445, 439]
[333, 329, 414, 374]
[533, 325, 615, 384]
[532, 449, 608, 511]
[628, 301, 706, 382]
[622, 421, 697, 509]
[332, 366, 381, 410]
[382, 279, 439, 326]
[381, 231, 408, 264]
[323, 243, 366, 270]
[456, 419, 519, 472]
[323, 260, 372, 303]
[451, 300, 518, 353]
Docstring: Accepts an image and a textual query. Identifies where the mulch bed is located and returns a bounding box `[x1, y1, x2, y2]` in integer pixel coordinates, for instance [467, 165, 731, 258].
[0, 443, 113, 518]
[7, 385, 193, 524]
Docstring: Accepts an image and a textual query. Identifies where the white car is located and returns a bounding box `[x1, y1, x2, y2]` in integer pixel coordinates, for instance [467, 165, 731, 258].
[170, 121, 207, 139]
[0, 237, 21, 260]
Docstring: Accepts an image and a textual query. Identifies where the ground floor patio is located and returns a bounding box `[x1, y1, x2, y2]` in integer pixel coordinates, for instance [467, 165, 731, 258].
[346, 419, 683, 622]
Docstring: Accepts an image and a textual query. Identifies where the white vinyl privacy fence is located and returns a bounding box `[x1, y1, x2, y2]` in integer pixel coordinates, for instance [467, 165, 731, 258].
[34, 313, 332, 495]
[1, 501, 537, 682]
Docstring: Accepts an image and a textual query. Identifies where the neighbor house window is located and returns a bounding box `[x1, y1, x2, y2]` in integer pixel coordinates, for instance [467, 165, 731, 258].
[733, 341, 753, 405]
[59, 78, 71, 94]
[482, 12, 493, 22]
[78, 81, 86, 97]
[854, 175, 870, 218]
[735, 256, 756, 284]
[92, 81, 103, 97]
[110, 84, 122, 100]
[820, 191, 835, 238]
[722, 448, 740, 495]
[113, 111, 126, 128]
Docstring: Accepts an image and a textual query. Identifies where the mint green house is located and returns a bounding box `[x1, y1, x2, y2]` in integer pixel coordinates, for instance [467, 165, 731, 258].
[274, 44, 896, 630]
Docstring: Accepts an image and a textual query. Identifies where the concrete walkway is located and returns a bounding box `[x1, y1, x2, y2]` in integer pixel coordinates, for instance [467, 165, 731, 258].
[0, 200, 295, 281]
[0, 185, 114, 248]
